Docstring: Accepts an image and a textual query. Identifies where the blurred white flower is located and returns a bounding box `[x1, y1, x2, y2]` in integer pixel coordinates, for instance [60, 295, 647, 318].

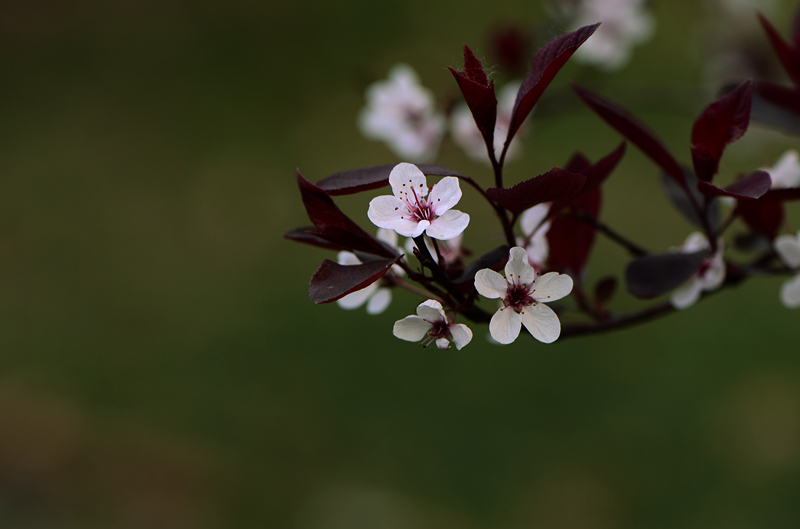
[336, 229, 403, 315]
[358, 64, 445, 162]
[571, 0, 655, 71]
[393, 299, 473, 349]
[450, 81, 524, 164]
[774, 231, 800, 309]
[763, 150, 800, 189]
[405, 232, 463, 266]
[670, 232, 726, 309]
[516, 203, 551, 271]
[474, 247, 573, 344]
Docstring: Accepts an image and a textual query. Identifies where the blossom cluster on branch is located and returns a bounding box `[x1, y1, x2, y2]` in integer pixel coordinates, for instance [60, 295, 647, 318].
[285, 4, 800, 350]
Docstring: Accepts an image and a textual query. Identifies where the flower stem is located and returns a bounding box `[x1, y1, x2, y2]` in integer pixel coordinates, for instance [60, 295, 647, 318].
[574, 213, 648, 257]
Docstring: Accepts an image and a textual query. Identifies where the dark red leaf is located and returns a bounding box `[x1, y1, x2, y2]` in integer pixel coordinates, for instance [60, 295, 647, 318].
[737, 199, 785, 239]
[486, 168, 586, 215]
[308, 257, 400, 304]
[315, 163, 464, 196]
[751, 83, 800, 136]
[697, 170, 771, 200]
[758, 13, 800, 87]
[551, 143, 626, 213]
[296, 171, 395, 258]
[490, 24, 530, 77]
[454, 245, 509, 285]
[504, 24, 600, 154]
[284, 226, 348, 251]
[625, 250, 707, 299]
[793, 4, 800, 49]
[449, 45, 497, 161]
[594, 276, 618, 304]
[757, 187, 800, 202]
[690, 80, 752, 180]
[660, 168, 721, 230]
[547, 187, 601, 275]
[564, 152, 592, 174]
[573, 83, 686, 187]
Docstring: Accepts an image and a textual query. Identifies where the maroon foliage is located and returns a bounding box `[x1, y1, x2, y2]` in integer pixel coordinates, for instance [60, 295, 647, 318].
[547, 187, 601, 275]
[697, 170, 771, 200]
[625, 251, 707, 299]
[309, 257, 400, 304]
[594, 276, 618, 304]
[486, 168, 586, 215]
[449, 45, 498, 161]
[550, 142, 626, 213]
[758, 13, 800, 87]
[490, 24, 531, 77]
[315, 163, 464, 196]
[737, 199, 785, 240]
[454, 245, 509, 286]
[283, 227, 348, 251]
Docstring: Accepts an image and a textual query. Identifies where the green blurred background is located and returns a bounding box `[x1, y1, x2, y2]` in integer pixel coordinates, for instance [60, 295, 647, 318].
[1, 0, 800, 527]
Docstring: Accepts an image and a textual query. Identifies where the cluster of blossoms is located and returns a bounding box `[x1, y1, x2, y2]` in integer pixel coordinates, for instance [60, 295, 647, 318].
[286, 3, 800, 351]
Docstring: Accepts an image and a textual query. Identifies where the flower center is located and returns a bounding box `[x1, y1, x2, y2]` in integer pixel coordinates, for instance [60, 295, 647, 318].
[407, 186, 435, 222]
[504, 283, 535, 312]
[420, 319, 451, 348]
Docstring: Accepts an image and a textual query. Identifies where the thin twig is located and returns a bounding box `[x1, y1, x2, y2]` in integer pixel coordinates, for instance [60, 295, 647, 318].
[574, 213, 648, 257]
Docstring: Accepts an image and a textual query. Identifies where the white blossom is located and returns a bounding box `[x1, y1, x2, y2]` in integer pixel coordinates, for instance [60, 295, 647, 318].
[336, 229, 403, 315]
[474, 247, 573, 344]
[670, 232, 726, 309]
[393, 300, 473, 349]
[358, 64, 445, 162]
[450, 81, 524, 164]
[368, 163, 470, 240]
[516, 203, 552, 272]
[762, 150, 800, 189]
[774, 231, 800, 309]
[571, 0, 655, 71]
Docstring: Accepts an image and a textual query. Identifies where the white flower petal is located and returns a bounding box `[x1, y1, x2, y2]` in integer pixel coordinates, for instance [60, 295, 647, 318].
[376, 228, 398, 249]
[389, 162, 428, 201]
[395, 219, 429, 238]
[368, 195, 408, 230]
[531, 272, 574, 303]
[416, 299, 446, 322]
[449, 324, 473, 350]
[337, 251, 361, 266]
[366, 288, 392, 315]
[681, 232, 710, 253]
[426, 210, 469, 240]
[505, 246, 535, 286]
[520, 302, 561, 343]
[474, 269, 509, 299]
[775, 232, 800, 269]
[489, 307, 522, 344]
[670, 278, 703, 310]
[435, 338, 451, 349]
[429, 177, 462, 216]
[780, 274, 800, 308]
[700, 253, 726, 291]
[520, 203, 550, 237]
[393, 316, 432, 341]
[765, 149, 800, 189]
[336, 282, 378, 310]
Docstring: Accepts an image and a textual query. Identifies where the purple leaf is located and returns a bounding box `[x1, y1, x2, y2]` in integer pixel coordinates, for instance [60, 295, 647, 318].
[547, 187, 601, 275]
[758, 13, 800, 87]
[573, 84, 686, 187]
[793, 4, 800, 49]
[660, 168, 721, 230]
[449, 45, 498, 162]
[594, 276, 618, 304]
[752, 82, 800, 135]
[737, 199, 784, 240]
[551, 142, 626, 213]
[454, 245, 509, 285]
[283, 226, 348, 251]
[625, 250, 707, 299]
[690, 80, 752, 181]
[758, 187, 800, 202]
[503, 24, 600, 154]
[697, 170, 771, 200]
[486, 168, 586, 215]
[315, 163, 464, 196]
[309, 257, 400, 304]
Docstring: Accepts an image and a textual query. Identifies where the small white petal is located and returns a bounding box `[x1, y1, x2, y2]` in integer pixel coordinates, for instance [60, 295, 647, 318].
[394, 219, 429, 238]
[336, 282, 378, 310]
[765, 149, 800, 189]
[505, 246, 535, 286]
[435, 338, 451, 349]
[393, 316, 432, 341]
[670, 278, 704, 310]
[366, 288, 392, 315]
[681, 232, 710, 253]
[368, 195, 408, 230]
[780, 274, 800, 308]
[489, 307, 522, 344]
[376, 228, 399, 249]
[520, 203, 551, 237]
[389, 162, 428, 201]
[775, 232, 800, 269]
[520, 302, 561, 343]
[428, 177, 462, 216]
[337, 251, 361, 266]
[416, 299, 446, 322]
[426, 210, 469, 240]
[531, 272, 574, 303]
[474, 269, 509, 299]
[700, 252, 726, 291]
[449, 323, 473, 350]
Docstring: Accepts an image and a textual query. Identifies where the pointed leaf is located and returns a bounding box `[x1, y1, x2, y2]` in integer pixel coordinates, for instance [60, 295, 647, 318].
[697, 170, 771, 200]
[315, 163, 464, 196]
[737, 199, 785, 240]
[547, 187, 601, 275]
[758, 13, 800, 87]
[486, 168, 586, 215]
[660, 169, 721, 230]
[454, 245, 509, 285]
[625, 250, 707, 299]
[551, 142, 626, 213]
[691, 80, 752, 181]
[594, 276, 618, 304]
[283, 226, 348, 251]
[757, 187, 800, 202]
[448, 45, 498, 162]
[751, 82, 800, 135]
[504, 24, 600, 152]
[573, 83, 686, 187]
[308, 256, 400, 304]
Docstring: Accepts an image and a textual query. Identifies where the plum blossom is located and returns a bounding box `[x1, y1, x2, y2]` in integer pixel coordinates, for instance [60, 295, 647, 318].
[670, 232, 726, 309]
[516, 203, 551, 271]
[474, 246, 573, 344]
[450, 81, 525, 164]
[368, 163, 470, 240]
[763, 150, 800, 189]
[336, 229, 403, 315]
[358, 64, 445, 162]
[774, 231, 800, 309]
[570, 0, 655, 71]
[393, 300, 473, 349]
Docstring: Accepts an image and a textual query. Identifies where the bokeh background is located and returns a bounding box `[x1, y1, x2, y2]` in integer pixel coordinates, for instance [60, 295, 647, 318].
[1, 0, 800, 527]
